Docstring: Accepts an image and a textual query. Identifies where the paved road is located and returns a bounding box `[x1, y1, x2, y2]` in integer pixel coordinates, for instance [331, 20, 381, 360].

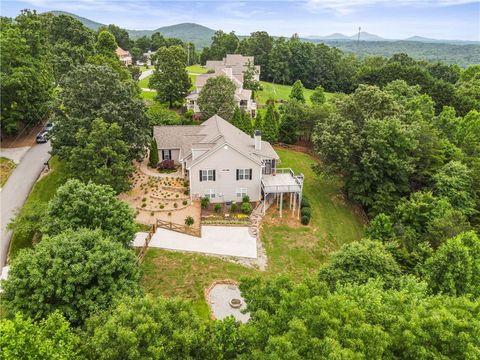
[0, 142, 51, 267]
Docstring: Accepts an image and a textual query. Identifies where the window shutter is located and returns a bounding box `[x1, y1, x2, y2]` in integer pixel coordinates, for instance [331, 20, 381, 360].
[161, 150, 165, 160]
[249, 169, 252, 180]
[213, 170, 216, 181]
[169, 150, 172, 160]
[236, 169, 239, 180]
[199, 170, 202, 182]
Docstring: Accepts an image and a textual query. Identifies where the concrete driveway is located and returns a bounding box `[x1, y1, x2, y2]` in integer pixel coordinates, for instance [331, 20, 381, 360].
[0, 142, 51, 267]
[134, 225, 257, 258]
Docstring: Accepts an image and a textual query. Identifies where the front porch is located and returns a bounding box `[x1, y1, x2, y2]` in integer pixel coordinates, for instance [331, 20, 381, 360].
[261, 168, 304, 217]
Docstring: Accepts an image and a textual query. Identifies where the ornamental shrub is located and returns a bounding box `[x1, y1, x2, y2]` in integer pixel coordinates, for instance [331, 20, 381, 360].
[301, 215, 310, 225]
[214, 203, 222, 212]
[242, 202, 253, 215]
[201, 197, 210, 209]
[301, 207, 311, 217]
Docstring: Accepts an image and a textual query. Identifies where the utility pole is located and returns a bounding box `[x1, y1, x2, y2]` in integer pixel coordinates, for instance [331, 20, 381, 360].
[187, 43, 190, 65]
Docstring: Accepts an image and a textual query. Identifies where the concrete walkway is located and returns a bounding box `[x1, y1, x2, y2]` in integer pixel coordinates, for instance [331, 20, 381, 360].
[133, 225, 257, 258]
[0, 142, 51, 267]
[139, 69, 154, 80]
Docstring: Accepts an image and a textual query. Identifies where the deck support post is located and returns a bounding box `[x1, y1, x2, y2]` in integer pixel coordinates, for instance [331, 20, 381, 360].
[279, 192, 283, 218]
[292, 192, 296, 216]
[297, 193, 302, 219]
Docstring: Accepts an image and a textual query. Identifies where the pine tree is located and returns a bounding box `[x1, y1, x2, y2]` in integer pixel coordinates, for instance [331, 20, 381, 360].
[289, 80, 306, 103]
[254, 112, 263, 133]
[262, 102, 279, 143]
[149, 138, 159, 167]
[240, 110, 253, 135]
[231, 106, 243, 128]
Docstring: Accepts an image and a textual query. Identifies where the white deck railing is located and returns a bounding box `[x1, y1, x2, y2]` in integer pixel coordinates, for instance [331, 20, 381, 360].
[261, 168, 304, 194]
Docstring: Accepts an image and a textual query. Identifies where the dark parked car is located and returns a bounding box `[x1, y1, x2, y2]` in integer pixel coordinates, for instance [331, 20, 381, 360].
[36, 123, 54, 143]
[36, 130, 49, 143]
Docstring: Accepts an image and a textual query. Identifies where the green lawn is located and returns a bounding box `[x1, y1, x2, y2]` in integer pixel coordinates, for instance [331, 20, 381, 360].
[138, 75, 151, 89]
[0, 157, 16, 188]
[142, 148, 365, 317]
[187, 65, 207, 74]
[8, 157, 71, 260]
[256, 81, 333, 105]
[139, 90, 157, 101]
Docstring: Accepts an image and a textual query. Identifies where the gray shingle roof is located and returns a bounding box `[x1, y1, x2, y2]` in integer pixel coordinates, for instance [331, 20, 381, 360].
[153, 115, 279, 168]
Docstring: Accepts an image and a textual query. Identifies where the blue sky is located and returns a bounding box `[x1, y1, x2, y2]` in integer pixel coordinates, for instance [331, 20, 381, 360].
[1, 0, 479, 40]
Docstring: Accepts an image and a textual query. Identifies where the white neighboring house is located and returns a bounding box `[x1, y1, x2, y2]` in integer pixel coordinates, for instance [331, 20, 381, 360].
[153, 115, 304, 215]
[186, 54, 260, 118]
[116, 47, 132, 66]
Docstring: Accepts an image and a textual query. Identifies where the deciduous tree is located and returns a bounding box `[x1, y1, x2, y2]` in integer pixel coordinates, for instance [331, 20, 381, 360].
[82, 296, 215, 359]
[197, 75, 236, 120]
[52, 64, 148, 161]
[423, 231, 480, 297]
[149, 45, 191, 108]
[2, 229, 141, 325]
[66, 119, 133, 192]
[43, 179, 136, 245]
[0, 312, 80, 360]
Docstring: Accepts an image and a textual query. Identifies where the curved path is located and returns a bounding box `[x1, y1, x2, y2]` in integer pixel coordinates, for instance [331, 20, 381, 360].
[0, 142, 51, 268]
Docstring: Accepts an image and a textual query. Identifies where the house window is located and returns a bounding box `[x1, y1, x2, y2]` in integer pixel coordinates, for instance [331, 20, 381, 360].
[236, 168, 252, 180]
[162, 150, 172, 161]
[236, 188, 247, 198]
[205, 189, 216, 199]
[200, 169, 216, 182]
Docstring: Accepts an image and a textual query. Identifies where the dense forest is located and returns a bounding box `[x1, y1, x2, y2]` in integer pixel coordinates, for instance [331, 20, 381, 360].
[314, 39, 480, 67]
[1, 10, 480, 359]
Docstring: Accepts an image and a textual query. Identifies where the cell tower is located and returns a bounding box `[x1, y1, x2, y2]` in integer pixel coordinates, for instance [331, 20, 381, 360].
[357, 26, 361, 44]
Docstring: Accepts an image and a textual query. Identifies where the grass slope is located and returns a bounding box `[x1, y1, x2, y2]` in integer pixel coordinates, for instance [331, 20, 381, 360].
[8, 158, 71, 260]
[0, 157, 16, 188]
[142, 148, 365, 317]
[256, 81, 333, 105]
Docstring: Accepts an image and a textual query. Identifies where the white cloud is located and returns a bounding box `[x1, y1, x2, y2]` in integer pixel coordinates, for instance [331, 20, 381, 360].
[305, 0, 477, 14]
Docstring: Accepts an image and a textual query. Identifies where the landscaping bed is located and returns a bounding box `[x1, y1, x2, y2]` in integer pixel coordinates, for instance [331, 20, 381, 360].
[120, 168, 200, 226]
[0, 157, 16, 187]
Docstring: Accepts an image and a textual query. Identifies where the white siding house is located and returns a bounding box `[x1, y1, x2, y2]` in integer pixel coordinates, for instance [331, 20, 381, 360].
[153, 115, 304, 216]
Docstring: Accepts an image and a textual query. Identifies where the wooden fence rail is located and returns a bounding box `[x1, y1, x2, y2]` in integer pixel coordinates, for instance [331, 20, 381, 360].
[156, 219, 201, 237]
[136, 223, 156, 264]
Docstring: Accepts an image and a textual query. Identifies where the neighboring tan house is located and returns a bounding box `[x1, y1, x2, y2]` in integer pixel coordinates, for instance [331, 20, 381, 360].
[186, 54, 260, 118]
[116, 47, 132, 66]
[153, 115, 304, 215]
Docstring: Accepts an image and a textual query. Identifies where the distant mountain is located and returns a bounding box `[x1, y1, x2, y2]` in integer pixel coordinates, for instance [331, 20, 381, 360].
[307, 31, 385, 41]
[404, 36, 479, 45]
[47, 11, 215, 48]
[48, 11, 104, 30]
[130, 23, 216, 48]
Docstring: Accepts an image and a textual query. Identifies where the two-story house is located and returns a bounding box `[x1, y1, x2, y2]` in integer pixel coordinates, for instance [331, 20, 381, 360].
[153, 115, 304, 216]
[186, 54, 260, 118]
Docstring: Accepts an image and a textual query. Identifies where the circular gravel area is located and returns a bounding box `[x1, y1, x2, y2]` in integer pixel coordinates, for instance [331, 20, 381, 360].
[207, 283, 250, 323]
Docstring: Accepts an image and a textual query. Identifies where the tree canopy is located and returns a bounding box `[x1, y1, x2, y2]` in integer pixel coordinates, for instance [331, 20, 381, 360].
[198, 75, 236, 121]
[149, 45, 191, 107]
[51, 64, 148, 162]
[43, 179, 136, 245]
[2, 229, 141, 325]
